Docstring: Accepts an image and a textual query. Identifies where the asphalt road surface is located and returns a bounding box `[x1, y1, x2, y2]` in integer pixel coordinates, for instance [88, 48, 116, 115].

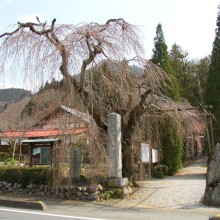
[0, 207, 102, 220]
[0, 204, 218, 220]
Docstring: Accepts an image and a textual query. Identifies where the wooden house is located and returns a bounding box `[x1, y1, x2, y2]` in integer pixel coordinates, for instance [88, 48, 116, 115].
[0, 105, 92, 166]
[0, 140, 10, 153]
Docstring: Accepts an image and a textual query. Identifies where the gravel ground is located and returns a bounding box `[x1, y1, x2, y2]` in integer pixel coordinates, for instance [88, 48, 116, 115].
[99, 158, 220, 211]
[129, 158, 207, 209]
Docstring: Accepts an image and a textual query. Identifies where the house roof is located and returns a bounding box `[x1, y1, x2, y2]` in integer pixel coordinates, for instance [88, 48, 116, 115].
[33, 105, 93, 128]
[60, 105, 93, 123]
[0, 127, 86, 138]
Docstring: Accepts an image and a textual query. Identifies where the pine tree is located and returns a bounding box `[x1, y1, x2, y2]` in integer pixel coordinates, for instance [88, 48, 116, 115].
[205, 5, 220, 143]
[152, 24, 180, 101]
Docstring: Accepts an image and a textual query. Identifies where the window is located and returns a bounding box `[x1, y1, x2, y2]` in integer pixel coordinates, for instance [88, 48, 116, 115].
[32, 147, 51, 165]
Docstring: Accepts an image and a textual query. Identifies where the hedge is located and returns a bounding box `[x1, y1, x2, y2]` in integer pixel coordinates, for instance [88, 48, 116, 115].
[0, 166, 53, 186]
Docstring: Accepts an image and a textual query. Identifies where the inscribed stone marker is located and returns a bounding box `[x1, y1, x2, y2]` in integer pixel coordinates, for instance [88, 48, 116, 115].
[107, 113, 122, 178]
[69, 147, 81, 178]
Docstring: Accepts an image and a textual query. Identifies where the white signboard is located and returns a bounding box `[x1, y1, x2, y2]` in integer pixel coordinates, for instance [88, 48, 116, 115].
[152, 149, 158, 163]
[141, 143, 150, 163]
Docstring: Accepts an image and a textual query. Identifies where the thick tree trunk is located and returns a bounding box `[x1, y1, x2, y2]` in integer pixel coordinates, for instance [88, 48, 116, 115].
[122, 140, 134, 181]
[121, 89, 152, 180]
[121, 118, 135, 181]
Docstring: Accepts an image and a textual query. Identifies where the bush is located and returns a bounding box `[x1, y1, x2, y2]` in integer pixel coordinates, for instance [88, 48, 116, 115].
[161, 138, 183, 175]
[0, 152, 10, 162]
[153, 165, 169, 178]
[4, 157, 17, 165]
[103, 189, 122, 199]
[0, 166, 53, 186]
[161, 118, 183, 175]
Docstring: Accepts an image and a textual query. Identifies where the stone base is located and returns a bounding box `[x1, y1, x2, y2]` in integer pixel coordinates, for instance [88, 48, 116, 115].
[107, 178, 128, 188]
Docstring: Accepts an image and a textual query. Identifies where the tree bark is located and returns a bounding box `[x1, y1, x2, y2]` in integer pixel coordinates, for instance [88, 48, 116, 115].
[121, 89, 152, 180]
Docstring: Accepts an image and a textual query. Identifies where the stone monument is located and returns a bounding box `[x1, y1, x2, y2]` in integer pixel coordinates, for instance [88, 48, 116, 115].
[107, 113, 128, 188]
[107, 113, 122, 178]
[69, 147, 81, 178]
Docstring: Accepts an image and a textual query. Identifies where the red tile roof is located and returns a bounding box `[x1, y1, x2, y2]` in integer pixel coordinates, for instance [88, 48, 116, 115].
[0, 127, 86, 138]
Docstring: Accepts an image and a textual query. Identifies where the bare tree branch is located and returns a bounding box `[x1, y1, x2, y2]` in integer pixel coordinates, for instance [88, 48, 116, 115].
[17, 18, 56, 35]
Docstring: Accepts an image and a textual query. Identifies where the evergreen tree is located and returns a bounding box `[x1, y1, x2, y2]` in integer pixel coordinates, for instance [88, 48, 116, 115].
[151, 24, 180, 101]
[152, 24, 182, 175]
[170, 43, 188, 80]
[197, 56, 210, 93]
[205, 5, 220, 143]
[170, 43, 210, 106]
[161, 118, 183, 175]
[170, 43, 196, 104]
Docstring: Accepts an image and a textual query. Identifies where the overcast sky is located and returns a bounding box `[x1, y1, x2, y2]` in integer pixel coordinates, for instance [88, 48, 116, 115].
[0, 0, 219, 89]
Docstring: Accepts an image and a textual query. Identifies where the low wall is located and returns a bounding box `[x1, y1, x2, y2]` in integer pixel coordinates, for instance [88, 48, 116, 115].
[0, 180, 132, 201]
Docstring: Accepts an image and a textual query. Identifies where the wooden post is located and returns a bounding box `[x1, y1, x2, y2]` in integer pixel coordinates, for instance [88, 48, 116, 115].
[50, 142, 53, 167]
[30, 143, 33, 167]
[12, 139, 17, 160]
[19, 143, 22, 163]
[138, 142, 143, 180]
[148, 142, 152, 179]
[197, 73, 212, 157]
[138, 161, 143, 181]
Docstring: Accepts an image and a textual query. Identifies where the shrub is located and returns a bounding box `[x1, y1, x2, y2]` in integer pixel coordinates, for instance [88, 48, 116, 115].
[103, 189, 122, 199]
[161, 137, 183, 175]
[4, 157, 17, 165]
[153, 165, 169, 178]
[160, 118, 183, 175]
[0, 152, 10, 162]
[0, 166, 53, 186]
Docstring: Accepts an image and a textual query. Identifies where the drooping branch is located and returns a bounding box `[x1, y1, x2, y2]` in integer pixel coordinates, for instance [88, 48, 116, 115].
[71, 77, 107, 131]
[0, 28, 20, 38]
[126, 88, 152, 139]
[0, 18, 165, 134]
[0, 17, 205, 181]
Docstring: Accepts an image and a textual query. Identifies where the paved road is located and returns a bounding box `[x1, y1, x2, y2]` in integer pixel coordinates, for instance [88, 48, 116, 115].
[0, 204, 218, 220]
[0, 207, 102, 220]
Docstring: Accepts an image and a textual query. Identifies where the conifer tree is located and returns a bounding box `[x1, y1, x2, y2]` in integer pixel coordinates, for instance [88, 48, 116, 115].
[152, 24, 180, 101]
[152, 25, 182, 173]
[205, 5, 220, 143]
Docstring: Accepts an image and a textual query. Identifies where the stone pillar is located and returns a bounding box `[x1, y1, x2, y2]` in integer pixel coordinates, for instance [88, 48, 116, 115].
[69, 147, 81, 178]
[107, 113, 122, 179]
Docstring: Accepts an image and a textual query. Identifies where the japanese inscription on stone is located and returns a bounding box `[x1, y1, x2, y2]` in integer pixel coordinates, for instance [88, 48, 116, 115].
[107, 113, 122, 178]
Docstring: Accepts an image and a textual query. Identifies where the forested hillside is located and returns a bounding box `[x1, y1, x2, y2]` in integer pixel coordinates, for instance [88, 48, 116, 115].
[0, 88, 31, 113]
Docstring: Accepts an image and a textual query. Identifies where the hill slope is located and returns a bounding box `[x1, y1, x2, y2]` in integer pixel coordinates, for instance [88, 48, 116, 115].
[0, 88, 31, 113]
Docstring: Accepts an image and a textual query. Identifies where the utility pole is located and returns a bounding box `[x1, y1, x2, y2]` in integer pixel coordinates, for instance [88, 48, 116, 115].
[196, 73, 213, 157]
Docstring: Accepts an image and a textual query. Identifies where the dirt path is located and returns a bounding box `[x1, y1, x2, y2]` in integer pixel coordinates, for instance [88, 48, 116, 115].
[101, 158, 210, 210]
